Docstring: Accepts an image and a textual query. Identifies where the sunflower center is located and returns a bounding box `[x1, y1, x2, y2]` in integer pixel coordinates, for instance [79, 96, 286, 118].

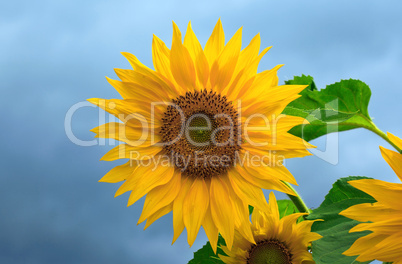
[160, 90, 241, 179]
[187, 115, 214, 145]
[247, 240, 292, 264]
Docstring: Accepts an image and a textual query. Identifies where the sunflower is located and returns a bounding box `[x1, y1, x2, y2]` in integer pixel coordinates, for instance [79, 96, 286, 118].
[219, 192, 322, 264]
[88, 19, 313, 251]
[340, 133, 402, 263]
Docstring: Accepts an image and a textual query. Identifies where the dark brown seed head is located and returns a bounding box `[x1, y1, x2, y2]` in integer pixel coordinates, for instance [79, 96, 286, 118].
[160, 90, 241, 179]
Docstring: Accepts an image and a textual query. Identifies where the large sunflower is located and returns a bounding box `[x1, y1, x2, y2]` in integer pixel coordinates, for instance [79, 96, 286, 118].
[219, 192, 322, 264]
[340, 133, 402, 263]
[89, 20, 313, 251]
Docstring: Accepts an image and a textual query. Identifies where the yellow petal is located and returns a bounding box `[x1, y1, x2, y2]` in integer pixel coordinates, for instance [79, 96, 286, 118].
[235, 33, 261, 76]
[243, 162, 297, 187]
[236, 165, 295, 195]
[209, 27, 242, 92]
[210, 176, 235, 250]
[228, 189, 255, 244]
[99, 161, 136, 183]
[348, 179, 402, 208]
[126, 165, 175, 206]
[360, 218, 402, 234]
[170, 21, 196, 91]
[114, 165, 149, 197]
[204, 19, 225, 66]
[100, 144, 162, 161]
[144, 203, 173, 229]
[228, 169, 268, 212]
[268, 192, 280, 221]
[107, 75, 168, 101]
[343, 233, 387, 260]
[152, 34, 173, 80]
[241, 64, 283, 101]
[172, 176, 192, 244]
[225, 46, 271, 101]
[138, 172, 181, 223]
[202, 207, 219, 253]
[380, 146, 402, 181]
[121, 52, 177, 96]
[387, 132, 402, 150]
[183, 21, 209, 88]
[242, 85, 306, 117]
[87, 98, 163, 129]
[367, 232, 402, 261]
[340, 202, 399, 222]
[91, 122, 159, 146]
[183, 178, 209, 246]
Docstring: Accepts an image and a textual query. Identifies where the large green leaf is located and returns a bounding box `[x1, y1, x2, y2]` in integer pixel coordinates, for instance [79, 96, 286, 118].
[307, 176, 376, 264]
[283, 75, 374, 141]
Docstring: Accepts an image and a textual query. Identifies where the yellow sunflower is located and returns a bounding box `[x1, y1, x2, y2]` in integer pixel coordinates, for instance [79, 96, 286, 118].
[88, 19, 313, 251]
[219, 192, 322, 264]
[340, 133, 402, 263]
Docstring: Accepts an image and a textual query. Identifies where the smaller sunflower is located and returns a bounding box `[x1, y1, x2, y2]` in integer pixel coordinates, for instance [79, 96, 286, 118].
[340, 133, 402, 263]
[219, 192, 321, 264]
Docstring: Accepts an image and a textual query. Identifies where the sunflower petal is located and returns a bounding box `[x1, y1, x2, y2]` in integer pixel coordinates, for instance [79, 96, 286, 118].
[204, 18, 225, 66]
[228, 169, 268, 212]
[121, 52, 176, 96]
[100, 144, 162, 161]
[348, 179, 402, 208]
[170, 22, 196, 91]
[144, 203, 173, 229]
[183, 21, 209, 88]
[99, 161, 136, 183]
[91, 122, 159, 146]
[183, 178, 209, 246]
[172, 176, 192, 244]
[210, 27, 242, 91]
[387, 132, 402, 150]
[210, 176, 235, 250]
[152, 34, 173, 80]
[202, 207, 219, 253]
[236, 33, 261, 75]
[380, 146, 402, 181]
[340, 202, 399, 222]
[138, 172, 181, 223]
[126, 165, 175, 206]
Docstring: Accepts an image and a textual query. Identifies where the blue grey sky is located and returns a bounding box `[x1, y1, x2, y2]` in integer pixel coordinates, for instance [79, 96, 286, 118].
[1, 0, 401, 263]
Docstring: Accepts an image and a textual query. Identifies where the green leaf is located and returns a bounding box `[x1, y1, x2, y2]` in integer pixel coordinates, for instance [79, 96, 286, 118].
[188, 236, 226, 264]
[277, 199, 300, 218]
[307, 176, 376, 264]
[248, 205, 254, 215]
[283, 75, 375, 141]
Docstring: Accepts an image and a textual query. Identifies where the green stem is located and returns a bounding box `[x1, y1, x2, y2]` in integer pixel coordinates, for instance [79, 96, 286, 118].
[382, 262, 393, 264]
[346, 114, 402, 153]
[282, 181, 311, 215]
[365, 122, 402, 153]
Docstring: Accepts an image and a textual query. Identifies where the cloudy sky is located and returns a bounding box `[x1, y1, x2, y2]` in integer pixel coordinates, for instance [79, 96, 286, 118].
[1, 0, 401, 263]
